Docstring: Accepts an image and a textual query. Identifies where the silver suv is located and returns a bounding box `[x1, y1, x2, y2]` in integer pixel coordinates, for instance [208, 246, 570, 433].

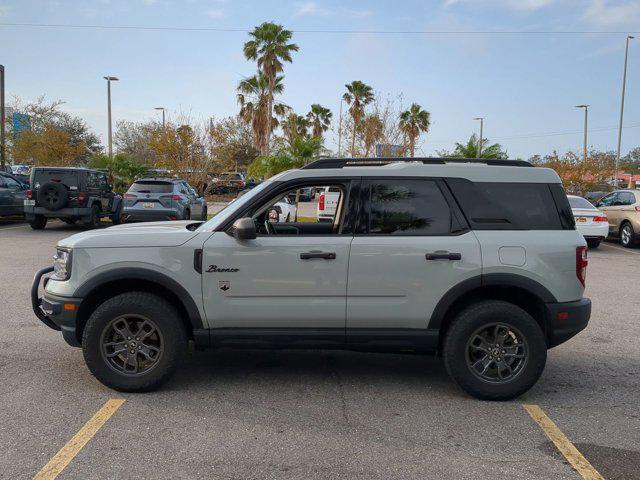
[32, 158, 591, 400]
[122, 177, 207, 223]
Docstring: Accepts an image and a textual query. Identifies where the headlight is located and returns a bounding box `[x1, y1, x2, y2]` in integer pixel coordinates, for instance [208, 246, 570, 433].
[52, 247, 72, 280]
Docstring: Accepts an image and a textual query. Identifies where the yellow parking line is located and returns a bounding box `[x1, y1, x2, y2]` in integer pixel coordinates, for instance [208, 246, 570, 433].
[33, 399, 125, 480]
[523, 404, 604, 480]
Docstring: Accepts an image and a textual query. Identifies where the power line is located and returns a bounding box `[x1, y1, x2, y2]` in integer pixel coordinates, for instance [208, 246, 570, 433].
[0, 22, 638, 35]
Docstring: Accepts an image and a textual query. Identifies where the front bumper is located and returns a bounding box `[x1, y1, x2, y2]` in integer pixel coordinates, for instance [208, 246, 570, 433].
[32, 266, 82, 346]
[25, 205, 92, 219]
[545, 298, 591, 348]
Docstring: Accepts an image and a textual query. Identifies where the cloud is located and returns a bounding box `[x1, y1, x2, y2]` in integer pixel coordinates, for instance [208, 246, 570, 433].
[142, 0, 157, 5]
[444, 0, 556, 12]
[0, 4, 10, 17]
[293, 1, 329, 17]
[205, 8, 225, 19]
[582, 0, 640, 27]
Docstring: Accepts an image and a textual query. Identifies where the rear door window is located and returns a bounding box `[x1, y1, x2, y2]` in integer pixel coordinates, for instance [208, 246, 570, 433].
[364, 179, 454, 235]
[446, 179, 562, 230]
[129, 181, 173, 194]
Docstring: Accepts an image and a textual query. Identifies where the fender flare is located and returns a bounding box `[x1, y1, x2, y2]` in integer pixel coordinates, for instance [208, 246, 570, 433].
[111, 195, 122, 213]
[74, 267, 204, 330]
[427, 273, 557, 330]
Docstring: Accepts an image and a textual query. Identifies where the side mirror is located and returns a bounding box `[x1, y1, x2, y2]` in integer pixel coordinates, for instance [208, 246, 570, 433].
[232, 217, 256, 240]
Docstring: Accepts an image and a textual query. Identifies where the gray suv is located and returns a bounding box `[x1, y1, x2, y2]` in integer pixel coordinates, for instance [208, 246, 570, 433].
[32, 158, 591, 400]
[122, 178, 207, 223]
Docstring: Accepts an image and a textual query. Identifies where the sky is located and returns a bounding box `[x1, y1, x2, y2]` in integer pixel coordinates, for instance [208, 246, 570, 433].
[1, 0, 640, 159]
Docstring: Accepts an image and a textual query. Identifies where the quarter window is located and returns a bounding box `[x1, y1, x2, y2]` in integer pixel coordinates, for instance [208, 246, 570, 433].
[365, 180, 453, 235]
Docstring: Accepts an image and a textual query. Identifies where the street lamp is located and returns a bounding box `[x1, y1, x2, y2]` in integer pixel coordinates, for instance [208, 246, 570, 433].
[575, 105, 589, 163]
[615, 35, 634, 187]
[473, 117, 484, 158]
[0, 65, 5, 167]
[103, 76, 119, 158]
[155, 107, 166, 128]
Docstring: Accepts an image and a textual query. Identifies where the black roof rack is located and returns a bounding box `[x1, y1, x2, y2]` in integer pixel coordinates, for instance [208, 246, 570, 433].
[302, 157, 533, 169]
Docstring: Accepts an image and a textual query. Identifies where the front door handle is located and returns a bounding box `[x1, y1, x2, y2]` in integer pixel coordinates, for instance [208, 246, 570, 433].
[426, 251, 462, 261]
[300, 251, 336, 260]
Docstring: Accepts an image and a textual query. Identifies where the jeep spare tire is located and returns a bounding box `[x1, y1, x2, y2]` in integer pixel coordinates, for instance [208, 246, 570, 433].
[37, 182, 68, 211]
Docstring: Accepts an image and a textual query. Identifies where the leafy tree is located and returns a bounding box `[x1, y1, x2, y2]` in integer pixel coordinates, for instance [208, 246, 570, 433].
[343, 81, 375, 157]
[247, 135, 322, 179]
[114, 120, 159, 164]
[440, 133, 507, 159]
[237, 72, 287, 154]
[534, 150, 614, 195]
[12, 126, 87, 166]
[88, 153, 149, 191]
[243, 22, 299, 154]
[210, 115, 260, 172]
[307, 104, 332, 139]
[399, 103, 431, 157]
[360, 114, 384, 157]
[281, 113, 309, 145]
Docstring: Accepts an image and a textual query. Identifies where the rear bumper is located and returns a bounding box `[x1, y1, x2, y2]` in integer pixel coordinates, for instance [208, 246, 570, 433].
[576, 223, 609, 240]
[25, 206, 92, 219]
[122, 207, 181, 222]
[545, 297, 591, 348]
[31, 266, 82, 347]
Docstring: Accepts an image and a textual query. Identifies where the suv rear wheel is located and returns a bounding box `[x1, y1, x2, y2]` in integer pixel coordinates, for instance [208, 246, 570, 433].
[82, 292, 187, 392]
[443, 300, 546, 400]
[83, 204, 101, 229]
[620, 222, 636, 248]
[29, 215, 47, 230]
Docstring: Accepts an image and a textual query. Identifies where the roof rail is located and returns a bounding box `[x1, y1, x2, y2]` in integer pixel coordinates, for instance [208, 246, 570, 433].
[302, 157, 533, 169]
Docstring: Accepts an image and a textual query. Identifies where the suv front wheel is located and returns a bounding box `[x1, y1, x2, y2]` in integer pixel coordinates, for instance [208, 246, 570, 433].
[443, 300, 547, 400]
[82, 292, 187, 392]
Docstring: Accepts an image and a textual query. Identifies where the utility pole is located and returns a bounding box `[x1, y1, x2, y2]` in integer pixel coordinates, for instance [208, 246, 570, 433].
[575, 105, 589, 163]
[155, 107, 166, 128]
[474, 117, 484, 158]
[0, 65, 5, 168]
[103, 76, 119, 158]
[337, 98, 343, 157]
[615, 35, 634, 188]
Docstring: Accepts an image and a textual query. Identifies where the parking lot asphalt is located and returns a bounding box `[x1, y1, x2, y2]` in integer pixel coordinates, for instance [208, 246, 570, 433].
[1, 220, 639, 479]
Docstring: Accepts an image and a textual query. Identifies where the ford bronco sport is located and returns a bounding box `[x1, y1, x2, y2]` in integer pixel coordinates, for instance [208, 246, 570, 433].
[24, 167, 123, 230]
[32, 158, 591, 400]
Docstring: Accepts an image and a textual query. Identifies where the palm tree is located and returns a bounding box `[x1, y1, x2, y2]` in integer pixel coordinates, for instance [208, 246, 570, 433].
[237, 72, 286, 154]
[343, 81, 374, 157]
[282, 113, 309, 145]
[399, 103, 431, 157]
[243, 22, 299, 154]
[306, 104, 332, 139]
[445, 133, 507, 159]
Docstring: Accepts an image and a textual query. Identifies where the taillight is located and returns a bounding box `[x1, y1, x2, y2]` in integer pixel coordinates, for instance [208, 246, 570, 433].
[124, 193, 137, 198]
[593, 216, 607, 222]
[26, 189, 33, 200]
[576, 246, 588, 287]
[161, 195, 182, 201]
[77, 192, 87, 204]
[318, 193, 325, 211]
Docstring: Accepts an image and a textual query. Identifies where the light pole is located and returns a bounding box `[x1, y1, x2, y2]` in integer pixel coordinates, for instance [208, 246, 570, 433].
[474, 117, 484, 158]
[615, 35, 634, 187]
[0, 65, 5, 168]
[575, 105, 589, 163]
[103, 76, 118, 158]
[155, 107, 166, 128]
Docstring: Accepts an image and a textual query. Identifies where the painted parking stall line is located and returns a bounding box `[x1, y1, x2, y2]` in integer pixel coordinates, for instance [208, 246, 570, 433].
[523, 404, 604, 480]
[33, 399, 125, 480]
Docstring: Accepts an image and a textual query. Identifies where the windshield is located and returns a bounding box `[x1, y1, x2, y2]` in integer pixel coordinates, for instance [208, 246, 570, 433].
[568, 196, 595, 209]
[196, 179, 273, 232]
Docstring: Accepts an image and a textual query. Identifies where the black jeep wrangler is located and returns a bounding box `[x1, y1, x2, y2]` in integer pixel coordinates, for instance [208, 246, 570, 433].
[24, 167, 123, 230]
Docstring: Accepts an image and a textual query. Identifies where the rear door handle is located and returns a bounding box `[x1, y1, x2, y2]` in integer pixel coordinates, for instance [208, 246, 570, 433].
[300, 251, 336, 260]
[426, 252, 462, 261]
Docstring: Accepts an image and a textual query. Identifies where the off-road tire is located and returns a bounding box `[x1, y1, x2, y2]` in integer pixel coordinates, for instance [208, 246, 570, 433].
[443, 300, 547, 401]
[82, 292, 187, 392]
[83, 205, 101, 229]
[201, 206, 208, 221]
[29, 215, 47, 230]
[37, 182, 68, 211]
[111, 202, 123, 225]
[586, 238, 601, 249]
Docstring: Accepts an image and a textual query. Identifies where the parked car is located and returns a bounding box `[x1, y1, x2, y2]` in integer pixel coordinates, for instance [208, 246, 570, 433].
[10, 164, 32, 184]
[316, 186, 340, 222]
[32, 157, 591, 400]
[208, 172, 246, 194]
[267, 194, 297, 223]
[0, 171, 28, 217]
[297, 186, 315, 202]
[567, 195, 608, 248]
[595, 189, 640, 248]
[122, 178, 207, 223]
[584, 190, 609, 203]
[24, 167, 122, 230]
